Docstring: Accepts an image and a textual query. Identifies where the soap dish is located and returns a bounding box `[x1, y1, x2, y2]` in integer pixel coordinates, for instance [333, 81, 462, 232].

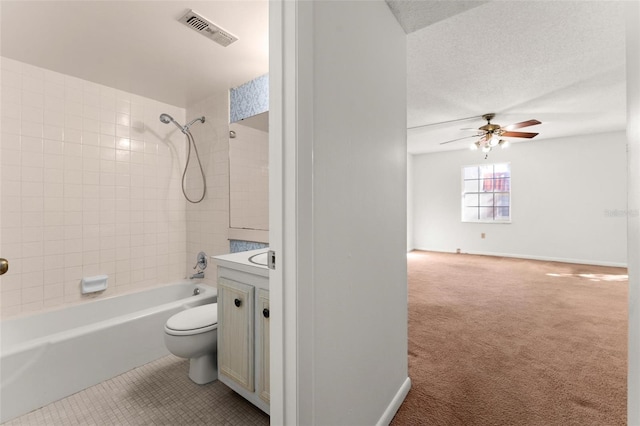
[81, 275, 108, 294]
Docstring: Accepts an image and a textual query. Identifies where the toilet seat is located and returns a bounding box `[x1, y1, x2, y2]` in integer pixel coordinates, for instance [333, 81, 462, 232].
[165, 304, 218, 336]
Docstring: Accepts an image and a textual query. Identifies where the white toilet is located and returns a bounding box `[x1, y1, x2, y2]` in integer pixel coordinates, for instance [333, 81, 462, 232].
[164, 303, 218, 385]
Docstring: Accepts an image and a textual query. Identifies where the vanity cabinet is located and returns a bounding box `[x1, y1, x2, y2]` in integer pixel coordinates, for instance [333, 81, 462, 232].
[212, 249, 270, 415]
[218, 278, 254, 391]
[257, 289, 270, 404]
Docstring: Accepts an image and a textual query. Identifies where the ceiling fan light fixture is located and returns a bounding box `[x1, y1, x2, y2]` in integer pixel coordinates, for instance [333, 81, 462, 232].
[434, 113, 540, 157]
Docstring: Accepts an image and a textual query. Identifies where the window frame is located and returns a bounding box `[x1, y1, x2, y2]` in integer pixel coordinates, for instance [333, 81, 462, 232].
[461, 162, 512, 224]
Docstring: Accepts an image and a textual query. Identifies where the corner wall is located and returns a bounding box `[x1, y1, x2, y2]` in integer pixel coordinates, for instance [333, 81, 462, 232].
[275, 1, 410, 423]
[412, 132, 628, 266]
[626, 1, 640, 423]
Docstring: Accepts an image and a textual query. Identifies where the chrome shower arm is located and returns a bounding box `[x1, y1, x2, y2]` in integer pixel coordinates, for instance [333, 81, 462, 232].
[184, 116, 206, 132]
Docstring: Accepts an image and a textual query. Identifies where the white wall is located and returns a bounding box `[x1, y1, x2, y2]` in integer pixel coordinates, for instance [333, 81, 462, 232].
[271, 1, 409, 424]
[0, 57, 188, 318]
[407, 153, 414, 251]
[626, 1, 640, 423]
[412, 132, 627, 266]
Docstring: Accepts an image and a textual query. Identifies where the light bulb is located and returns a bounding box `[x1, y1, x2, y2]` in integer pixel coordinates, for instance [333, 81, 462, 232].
[482, 144, 491, 153]
[489, 134, 500, 147]
[500, 140, 509, 149]
[470, 142, 478, 150]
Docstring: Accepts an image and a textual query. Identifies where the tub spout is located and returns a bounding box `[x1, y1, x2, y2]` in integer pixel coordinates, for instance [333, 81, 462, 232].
[190, 271, 204, 279]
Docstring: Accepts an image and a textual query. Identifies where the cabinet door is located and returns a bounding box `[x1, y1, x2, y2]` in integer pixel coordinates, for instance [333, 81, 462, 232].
[258, 289, 270, 404]
[218, 278, 254, 391]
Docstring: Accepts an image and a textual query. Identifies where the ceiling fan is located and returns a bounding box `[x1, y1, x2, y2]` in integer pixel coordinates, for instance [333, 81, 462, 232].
[439, 113, 541, 155]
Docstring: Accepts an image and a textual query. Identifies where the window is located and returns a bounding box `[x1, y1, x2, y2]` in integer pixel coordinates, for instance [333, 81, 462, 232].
[462, 163, 511, 223]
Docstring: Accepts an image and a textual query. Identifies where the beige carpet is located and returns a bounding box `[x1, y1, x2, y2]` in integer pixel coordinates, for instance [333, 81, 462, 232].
[392, 250, 627, 426]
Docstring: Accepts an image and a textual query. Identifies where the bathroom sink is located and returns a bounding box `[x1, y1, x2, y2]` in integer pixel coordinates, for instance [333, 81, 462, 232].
[248, 252, 269, 266]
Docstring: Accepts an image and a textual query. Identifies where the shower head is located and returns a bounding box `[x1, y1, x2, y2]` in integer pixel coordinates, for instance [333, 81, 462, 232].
[159, 113, 183, 132]
[159, 113, 205, 134]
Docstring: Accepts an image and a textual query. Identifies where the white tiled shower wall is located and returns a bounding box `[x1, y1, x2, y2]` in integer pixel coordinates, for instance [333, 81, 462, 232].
[0, 57, 201, 318]
[185, 93, 231, 288]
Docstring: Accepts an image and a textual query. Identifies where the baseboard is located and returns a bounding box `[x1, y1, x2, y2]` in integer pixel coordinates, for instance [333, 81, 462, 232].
[482, 251, 627, 268]
[376, 377, 411, 426]
[412, 247, 628, 268]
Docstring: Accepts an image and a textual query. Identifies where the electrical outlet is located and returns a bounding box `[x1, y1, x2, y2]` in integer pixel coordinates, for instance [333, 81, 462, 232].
[481, 233, 486, 239]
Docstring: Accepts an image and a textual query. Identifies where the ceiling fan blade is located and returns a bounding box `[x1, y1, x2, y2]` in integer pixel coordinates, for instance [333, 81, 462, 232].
[501, 131, 539, 138]
[502, 119, 541, 131]
[439, 135, 478, 145]
[408, 115, 481, 130]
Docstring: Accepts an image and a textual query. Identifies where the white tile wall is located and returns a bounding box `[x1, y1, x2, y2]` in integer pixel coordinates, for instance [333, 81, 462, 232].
[184, 92, 231, 287]
[0, 57, 189, 318]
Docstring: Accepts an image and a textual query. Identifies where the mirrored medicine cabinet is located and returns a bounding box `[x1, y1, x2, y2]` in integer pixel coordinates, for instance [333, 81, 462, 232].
[229, 111, 269, 232]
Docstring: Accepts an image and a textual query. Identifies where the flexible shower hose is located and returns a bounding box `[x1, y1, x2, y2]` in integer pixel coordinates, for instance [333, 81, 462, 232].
[182, 130, 207, 203]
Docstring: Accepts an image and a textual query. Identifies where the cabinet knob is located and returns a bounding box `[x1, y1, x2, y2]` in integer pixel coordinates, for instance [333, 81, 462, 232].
[234, 298, 242, 307]
[0, 258, 8, 276]
[263, 308, 270, 318]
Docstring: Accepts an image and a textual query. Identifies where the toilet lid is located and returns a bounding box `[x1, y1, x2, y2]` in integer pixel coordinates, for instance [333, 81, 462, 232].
[166, 304, 218, 333]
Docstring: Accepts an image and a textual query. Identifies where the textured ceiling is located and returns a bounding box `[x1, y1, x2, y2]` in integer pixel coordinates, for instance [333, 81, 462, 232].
[1, 0, 627, 153]
[388, 0, 627, 154]
[0, 1, 268, 109]
[386, 0, 490, 33]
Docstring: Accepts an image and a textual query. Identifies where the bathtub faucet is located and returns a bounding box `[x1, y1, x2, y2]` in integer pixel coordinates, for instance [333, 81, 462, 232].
[189, 251, 207, 280]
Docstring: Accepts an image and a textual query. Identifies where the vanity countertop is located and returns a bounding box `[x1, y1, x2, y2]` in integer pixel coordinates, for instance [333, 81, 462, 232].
[211, 248, 269, 278]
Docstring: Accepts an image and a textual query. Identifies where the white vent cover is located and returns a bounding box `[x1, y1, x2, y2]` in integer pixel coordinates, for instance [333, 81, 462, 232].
[178, 9, 238, 47]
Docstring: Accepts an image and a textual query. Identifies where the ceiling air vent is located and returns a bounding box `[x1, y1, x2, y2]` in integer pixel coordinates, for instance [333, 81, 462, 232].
[178, 9, 238, 47]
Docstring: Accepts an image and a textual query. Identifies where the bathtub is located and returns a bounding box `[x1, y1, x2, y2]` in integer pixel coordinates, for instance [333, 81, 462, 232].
[0, 282, 217, 423]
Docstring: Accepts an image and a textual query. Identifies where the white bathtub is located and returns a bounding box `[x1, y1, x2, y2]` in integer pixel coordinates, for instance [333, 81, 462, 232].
[0, 282, 217, 423]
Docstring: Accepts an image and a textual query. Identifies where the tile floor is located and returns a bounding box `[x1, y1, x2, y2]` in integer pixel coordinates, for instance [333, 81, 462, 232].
[4, 355, 270, 425]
